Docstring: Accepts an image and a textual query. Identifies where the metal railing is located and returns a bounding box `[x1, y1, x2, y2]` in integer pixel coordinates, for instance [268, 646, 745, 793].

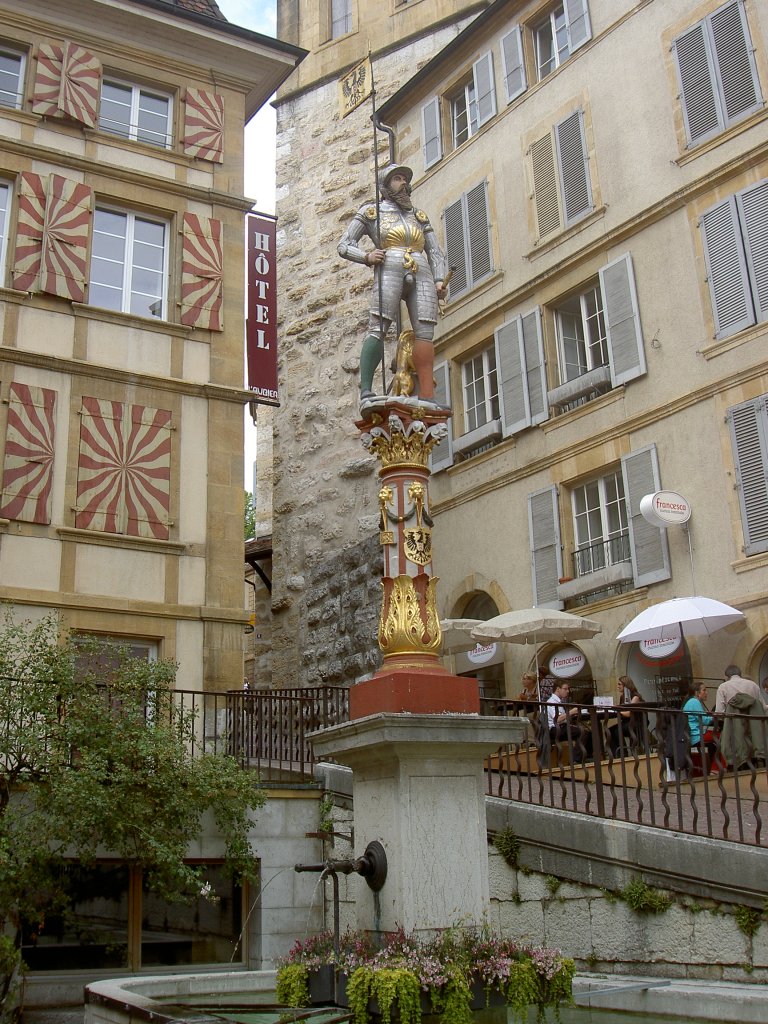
[482, 697, 768, 847]
[571, 532, 631, 577]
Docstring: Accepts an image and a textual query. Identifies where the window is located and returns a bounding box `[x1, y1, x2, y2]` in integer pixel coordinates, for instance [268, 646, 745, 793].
[443, 181, 492, 298]
[728, 394, 768, 556]
[330, 0, 352, 39]
[532, 1, 591, 81]
[462, 348, 499, 433]
[450, 78, 478, 150]
[673, 0, 761, 149]
[571, 471, 629, 576]
[421, 53, 495, 168]
[530, 108, 592, 238]
[99, 79, 172, 148]
[0, 180, 10, 280]
[501, 27, 527, 103]
[700, 178, 768, 339]
[0, 46, 24, 109]
[555, 283, 607, 383]
[89, 207, 168, 319]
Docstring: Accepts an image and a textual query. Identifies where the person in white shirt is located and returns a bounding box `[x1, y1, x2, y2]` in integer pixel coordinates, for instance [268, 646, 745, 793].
[546, 681, 592, 762]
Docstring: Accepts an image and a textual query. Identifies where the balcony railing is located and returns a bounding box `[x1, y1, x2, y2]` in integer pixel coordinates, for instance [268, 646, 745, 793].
[571, 532, 631, 577]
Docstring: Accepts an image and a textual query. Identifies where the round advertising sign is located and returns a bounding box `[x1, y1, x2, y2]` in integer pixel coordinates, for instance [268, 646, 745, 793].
[467, 643, 497, 665]
[639, 631, 682, 659]
[640, 490, 692, 528]
[549, 646, 586, 678]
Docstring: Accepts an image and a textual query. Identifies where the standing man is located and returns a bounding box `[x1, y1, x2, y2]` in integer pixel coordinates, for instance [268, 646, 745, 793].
[715, 665, 768, 715]
[338, 163, 448, 407]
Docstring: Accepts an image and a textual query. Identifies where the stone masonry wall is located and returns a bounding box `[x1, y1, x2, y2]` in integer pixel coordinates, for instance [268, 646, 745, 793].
[270, 24, 473, 688]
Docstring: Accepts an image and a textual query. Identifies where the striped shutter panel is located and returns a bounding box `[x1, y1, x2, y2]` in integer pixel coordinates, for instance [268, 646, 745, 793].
[0, 383, 56, 525]
[738, 179, 768, 325]
[555, 110, 592, 225]
[11, 172, 47, 293]
[531, 133, 561, 238]
[472, 52, 496, 128]
[528, 485, 562, 609]
[621, 444, 671, 587]
[30, 42, 65, 118]
[180, 213, 224, 330]
[564, 0, 592, 52]
[40, 174, 93, 301]
[76, 398, 171, 540]
[600, 253, 646, 386]
[728, 395, 768, 556]
[521, 307, 548, 426]
[421, 97, 442, 170]
[700, 195, 754, 338]
[710, 1, 761, 126]
[674, 23, 721, 145]
[501, 27, 526, 103]
[429, 361, 453, 472]
[444, 198, 467, 296]
[58, 42, 100, 127]
[466, 181, 492, 285]
[496, 318, 527, 436]
[183, 88, 224, 163]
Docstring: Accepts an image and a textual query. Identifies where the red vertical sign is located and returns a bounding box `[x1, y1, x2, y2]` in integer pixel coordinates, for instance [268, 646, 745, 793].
[246, 213, 278, 406]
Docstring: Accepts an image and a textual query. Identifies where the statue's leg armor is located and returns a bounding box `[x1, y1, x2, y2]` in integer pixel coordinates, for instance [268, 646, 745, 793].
[411, 339, 435, 400]
[360, 333, 384, 395]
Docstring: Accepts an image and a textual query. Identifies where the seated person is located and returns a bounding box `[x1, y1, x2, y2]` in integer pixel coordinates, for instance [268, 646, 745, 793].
[607, 675, 643, 755]
[682, 681, 719, 770]
[546, 681, 592, 763]
[516, 672, 539, 710]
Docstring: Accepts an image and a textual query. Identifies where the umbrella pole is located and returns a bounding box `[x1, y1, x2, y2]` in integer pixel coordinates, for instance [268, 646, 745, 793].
[534, 631, 541, 701]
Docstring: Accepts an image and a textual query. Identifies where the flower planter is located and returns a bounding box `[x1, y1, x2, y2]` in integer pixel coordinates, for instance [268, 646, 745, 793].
[308, 964, 336, 1006]
[468, 979, 506, 1011]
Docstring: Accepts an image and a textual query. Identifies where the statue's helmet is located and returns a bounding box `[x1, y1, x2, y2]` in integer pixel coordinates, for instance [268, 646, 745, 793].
[379, 163, 413, 192]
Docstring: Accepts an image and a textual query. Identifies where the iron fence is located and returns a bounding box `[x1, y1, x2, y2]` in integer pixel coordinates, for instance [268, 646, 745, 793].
[482, 696, 768, 847]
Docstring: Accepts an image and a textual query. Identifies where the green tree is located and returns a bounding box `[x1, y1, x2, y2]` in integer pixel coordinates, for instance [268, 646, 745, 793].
[0, 613, 264, 1021]
[244, 489, 256, 539]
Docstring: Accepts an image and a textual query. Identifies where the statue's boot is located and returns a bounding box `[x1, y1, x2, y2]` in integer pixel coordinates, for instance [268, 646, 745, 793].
[360, 334, 384, 399]
[412, 338, 435, 401]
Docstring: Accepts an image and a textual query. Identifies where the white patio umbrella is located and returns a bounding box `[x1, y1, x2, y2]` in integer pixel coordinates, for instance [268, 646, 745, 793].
[439, 618, 484, 654]
[616, 596, 745, 643]
[470, 608, 602, 698]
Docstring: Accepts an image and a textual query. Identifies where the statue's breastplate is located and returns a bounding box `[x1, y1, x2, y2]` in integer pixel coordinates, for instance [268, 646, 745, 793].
[380, 211, 426, 253]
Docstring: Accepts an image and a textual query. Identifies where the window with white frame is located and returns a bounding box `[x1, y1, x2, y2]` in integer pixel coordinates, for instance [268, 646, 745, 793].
[555, 283, 607, 383]
[532, 1, 592, 82]
[89, 208, 168, 319]
[443, 181, 492, 298]
[571, 471, 629, 576]
[673, 0, 762, 149]
[421, 54, 495, 169]
[530, 108, 593, 239]
[99, 79, 172, 148]
[0, 46, 25, 109]
[700, 177, 768, 339]
[0, 181, 10, 281]
[462, 347, 499, 433]
[450, 77, 478, 149]
[330, 0, 353, 39]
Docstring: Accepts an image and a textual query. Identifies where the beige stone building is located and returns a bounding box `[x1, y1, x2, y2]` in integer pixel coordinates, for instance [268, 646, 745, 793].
[0, 0, 302, 691]
[272, 0, 768, 702]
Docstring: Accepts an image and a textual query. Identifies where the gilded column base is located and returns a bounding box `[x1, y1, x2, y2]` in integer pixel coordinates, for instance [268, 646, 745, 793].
[379, 573, 442, 664]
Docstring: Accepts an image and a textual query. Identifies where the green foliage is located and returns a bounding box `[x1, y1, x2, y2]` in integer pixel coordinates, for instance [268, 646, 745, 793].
[428, 965, 472, 1024]
[348, 967, 422, 1024]
[318, 794, 334, 834]
[620, 879, 672, 915]
[0, 613, 265, 1016]
[735, 905, 762, 938]
[276, 963, 310, 1007]
[493, 826, 521, 868]
[544, 875, 561, 897]
[244, 490, 256, 540]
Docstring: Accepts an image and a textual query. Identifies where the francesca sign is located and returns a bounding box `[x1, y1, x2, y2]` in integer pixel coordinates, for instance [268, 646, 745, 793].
[246, 213, 278, 406]
[639, 632, 682, 659]
[466, 643, 497, 665]
[549, 647, 586, 678]
[640, 490, 692, 528]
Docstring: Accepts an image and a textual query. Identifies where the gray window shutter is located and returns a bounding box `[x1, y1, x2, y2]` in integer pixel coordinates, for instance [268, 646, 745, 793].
[700, 195, 755, 338]
[555, 109, 592, 225]
[528, 485, 563, 609]
[501, 26, 526, 103]
[728, 395, 768, 555]
[621, 445, 671, 588]
[429, 360, 453, 472]
[531, 133, 561, 238]
[564, 0, 592, 53]
[473, 51, 496, 127]
[422, 97, 442, 171]
[738, 179, 768, 325]
[466, 181, 491, 285]
[496, 319, 526, 436]
[600, 253, 646, 386]
[674, 22, 721, 145]
[710, 1, 761, 126]
[444, 198, 467, 296]
[521, 307, 548, 426]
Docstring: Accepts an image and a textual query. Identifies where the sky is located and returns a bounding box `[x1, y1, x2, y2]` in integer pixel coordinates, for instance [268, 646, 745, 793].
[216, 0, 279, 489]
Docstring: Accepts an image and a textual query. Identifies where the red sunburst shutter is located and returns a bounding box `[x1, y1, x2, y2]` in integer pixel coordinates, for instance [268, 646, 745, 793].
[182, 88, 224, 163]
[180, 213, 223, 330]
[0, 383, 57, 525]
[31, 41, 100, 126]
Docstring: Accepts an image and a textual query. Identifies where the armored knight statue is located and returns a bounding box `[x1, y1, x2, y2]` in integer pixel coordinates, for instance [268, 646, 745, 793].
[338, 163, 448, 408]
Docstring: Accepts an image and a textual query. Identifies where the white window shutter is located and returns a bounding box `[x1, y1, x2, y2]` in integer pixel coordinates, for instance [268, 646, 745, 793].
[444, 198, 467, 296]
[501, 27, 526, 103]
[728, 394, 768, 555]
[531, 133, 561, 238]
[674, 23, 721, 145]
[737, 179, 768, 324]
[429, 361, 453, 472]
[521, 307, 548, 426]
[621, 445, 671, 588]
[710, 1, 761, 126]
[496, 318, 527, 436]
[422, 97, 442, 171]
[600, 253, 646, 387]
[555, 109, 592, 225]
[472, 51, 496, 127]
[528, 486, 563, 609]
[564, 0, 592, 53]
[466, 181, 492, 285]
[700, 195, 755, 338]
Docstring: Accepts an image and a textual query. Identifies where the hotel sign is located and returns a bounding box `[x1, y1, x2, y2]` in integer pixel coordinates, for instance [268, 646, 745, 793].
[246, 213, 278, 406]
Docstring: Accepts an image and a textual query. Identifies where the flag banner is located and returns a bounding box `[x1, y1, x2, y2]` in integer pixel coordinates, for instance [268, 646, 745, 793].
[246, 213, 279, 406]
[339, 56, 372, 117]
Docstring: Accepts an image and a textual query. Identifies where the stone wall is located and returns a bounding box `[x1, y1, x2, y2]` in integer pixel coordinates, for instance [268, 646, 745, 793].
[270, 24, 473, 688]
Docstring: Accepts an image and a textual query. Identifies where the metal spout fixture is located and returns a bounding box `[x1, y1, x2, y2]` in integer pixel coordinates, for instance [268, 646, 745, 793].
[295, 840, 387, 892]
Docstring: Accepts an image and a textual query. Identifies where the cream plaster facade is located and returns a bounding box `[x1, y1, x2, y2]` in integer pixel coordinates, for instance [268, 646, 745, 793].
[271, 0, 768, 699]
[0, 0, 303, 690]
